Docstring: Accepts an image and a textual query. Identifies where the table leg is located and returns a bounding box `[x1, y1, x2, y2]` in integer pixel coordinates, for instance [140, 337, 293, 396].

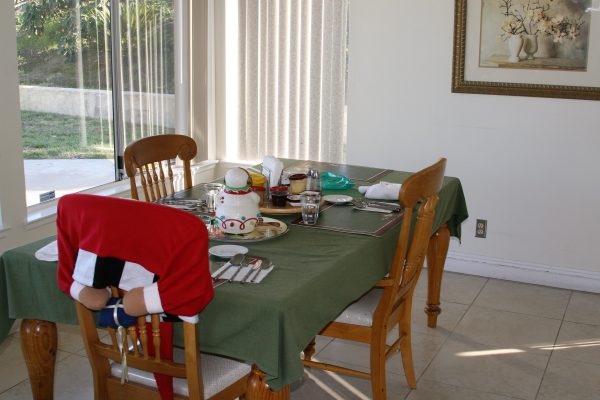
[247, 365, 290, 400]
[425, 224, 450, 328]
[20, 319, 57, 400]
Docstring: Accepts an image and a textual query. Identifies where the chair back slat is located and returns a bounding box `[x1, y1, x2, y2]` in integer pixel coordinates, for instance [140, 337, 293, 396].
[141, 165, 156, 201]
[401, 196, 439, 289]
[138, 166, 151, 201]
[138, 316, 149, 359]
[124, 134, 197, 202]
[128, 325, 140, 356]
[108, 327, 118, 350]
[375, 159, 446, 321]
[151, 315, 162, 361]
[166, 161, 175, 194]
[150, 162, 162, 199]
[157, 161, 167, 197]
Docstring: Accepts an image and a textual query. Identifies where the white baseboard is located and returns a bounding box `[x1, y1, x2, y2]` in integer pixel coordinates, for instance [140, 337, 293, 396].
[443, 252, 600, 294]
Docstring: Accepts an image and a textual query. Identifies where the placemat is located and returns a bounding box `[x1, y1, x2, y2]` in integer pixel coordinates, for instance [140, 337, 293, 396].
[290, 161, 392, 183]
[291, 203, 404, 237]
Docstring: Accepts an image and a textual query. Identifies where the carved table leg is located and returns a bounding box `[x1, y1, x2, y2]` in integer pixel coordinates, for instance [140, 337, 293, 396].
[425, 224, 450, 328]
[20, 319, 57, 400]
[247, 365, 290, 400]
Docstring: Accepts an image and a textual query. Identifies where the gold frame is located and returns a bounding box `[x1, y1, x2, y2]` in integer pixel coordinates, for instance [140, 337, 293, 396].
[451, 0, 600, 100]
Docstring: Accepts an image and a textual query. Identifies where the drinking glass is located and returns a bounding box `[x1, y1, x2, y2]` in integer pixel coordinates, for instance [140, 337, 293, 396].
[200, 183, 223, 213]
[301, 191, 321, 225]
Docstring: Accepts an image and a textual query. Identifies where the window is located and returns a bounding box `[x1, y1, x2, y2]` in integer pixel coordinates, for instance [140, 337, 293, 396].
[15, 0, 185, 207]
[223, 0, 349, 163]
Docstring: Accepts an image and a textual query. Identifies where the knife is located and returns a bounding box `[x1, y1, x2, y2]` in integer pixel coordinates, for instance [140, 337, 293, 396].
[212, 253, 245, 281]
[366, 201, 402, 212]
[353, 206, 392, 213]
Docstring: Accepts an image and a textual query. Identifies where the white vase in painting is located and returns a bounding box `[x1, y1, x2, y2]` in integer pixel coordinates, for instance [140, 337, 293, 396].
[536, 35, 556, 58]
[508, 34, 524, 63]
[523, 34, 538, 60]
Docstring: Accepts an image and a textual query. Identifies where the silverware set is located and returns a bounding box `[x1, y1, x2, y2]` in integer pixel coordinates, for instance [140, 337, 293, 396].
[351, 199, 402, 213]
[213, 254, 272, 287]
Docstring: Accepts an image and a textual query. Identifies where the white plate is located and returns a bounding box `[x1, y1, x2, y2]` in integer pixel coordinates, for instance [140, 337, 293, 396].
[323, 194, 353, 204]
[209, 245, 249, 258]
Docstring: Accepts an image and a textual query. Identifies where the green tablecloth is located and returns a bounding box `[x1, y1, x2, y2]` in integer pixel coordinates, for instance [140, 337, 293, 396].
[0, 167, 467, 391]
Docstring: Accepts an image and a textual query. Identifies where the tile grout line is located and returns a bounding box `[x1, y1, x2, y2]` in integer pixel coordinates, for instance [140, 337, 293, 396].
[465, 303, 566, 322]
[533, 289, 574, 400]
[0, 378, 30, 397]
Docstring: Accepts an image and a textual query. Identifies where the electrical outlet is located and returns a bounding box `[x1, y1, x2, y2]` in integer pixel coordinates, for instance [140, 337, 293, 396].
[475, 219, 487, 238]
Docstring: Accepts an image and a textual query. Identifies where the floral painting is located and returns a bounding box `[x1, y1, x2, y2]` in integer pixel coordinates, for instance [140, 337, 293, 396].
[479, 0, 592, 70]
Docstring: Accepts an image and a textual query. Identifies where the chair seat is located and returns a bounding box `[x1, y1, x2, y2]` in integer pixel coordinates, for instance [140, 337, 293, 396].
[111, 348, 251, 398]
[334, 288, 383, 327]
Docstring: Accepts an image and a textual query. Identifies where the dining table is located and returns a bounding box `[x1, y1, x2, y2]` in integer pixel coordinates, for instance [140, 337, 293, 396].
[0, 160, 467, 399]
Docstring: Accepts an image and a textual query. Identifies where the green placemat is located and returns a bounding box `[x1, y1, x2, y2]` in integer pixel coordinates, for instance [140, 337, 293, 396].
[291, 203, 403, 236]
[290, 161, 392, 183]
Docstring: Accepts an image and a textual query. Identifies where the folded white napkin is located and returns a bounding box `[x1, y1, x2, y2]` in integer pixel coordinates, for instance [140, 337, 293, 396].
[262, 155, 284, 188]
[35, 240, 59, 262]
[357, 182, 401, 200]
[211, 262, 274, 283]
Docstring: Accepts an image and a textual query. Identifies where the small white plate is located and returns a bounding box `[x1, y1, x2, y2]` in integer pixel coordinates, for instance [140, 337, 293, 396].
[323, 194, 353, 204]
[209, 245, 249, 258]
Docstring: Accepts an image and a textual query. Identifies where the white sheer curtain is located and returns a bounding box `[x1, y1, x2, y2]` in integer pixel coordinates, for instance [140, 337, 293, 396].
[235, 0, 348, 163]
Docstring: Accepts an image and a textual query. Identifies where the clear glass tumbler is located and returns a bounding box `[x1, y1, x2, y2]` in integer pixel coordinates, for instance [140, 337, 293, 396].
[200, 183, 224, 213]
[301, 191, 321, 225]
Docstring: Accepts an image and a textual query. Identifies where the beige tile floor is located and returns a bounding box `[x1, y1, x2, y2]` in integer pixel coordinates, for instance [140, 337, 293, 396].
[1, 271, 599, 399]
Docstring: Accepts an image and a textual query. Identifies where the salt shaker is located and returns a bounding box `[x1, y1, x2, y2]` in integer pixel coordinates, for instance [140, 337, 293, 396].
[306, 168, 322, 193]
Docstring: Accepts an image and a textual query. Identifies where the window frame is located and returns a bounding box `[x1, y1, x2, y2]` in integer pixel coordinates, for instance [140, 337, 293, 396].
[0, 0, 212, 243]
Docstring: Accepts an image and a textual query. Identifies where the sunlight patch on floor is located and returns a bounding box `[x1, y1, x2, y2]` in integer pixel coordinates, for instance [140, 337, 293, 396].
[532, 339, 600, 351]
[456, 348, 525, 357]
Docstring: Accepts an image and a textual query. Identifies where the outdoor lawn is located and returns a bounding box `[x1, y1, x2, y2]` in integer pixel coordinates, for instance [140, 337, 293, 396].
[21, 110, 115, 159]
[21, 110, 174, 160]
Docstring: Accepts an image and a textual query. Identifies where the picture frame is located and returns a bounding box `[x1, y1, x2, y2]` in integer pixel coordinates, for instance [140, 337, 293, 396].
[452, 0, 600, 100]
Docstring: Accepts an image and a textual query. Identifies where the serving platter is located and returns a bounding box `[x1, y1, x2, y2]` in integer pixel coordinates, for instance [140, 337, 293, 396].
[209, 217, 289, 243]
[259, 202, 302, 215]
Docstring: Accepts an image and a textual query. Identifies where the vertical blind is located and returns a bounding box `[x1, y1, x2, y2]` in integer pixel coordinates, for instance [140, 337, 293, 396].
[236, 0, 348, 163]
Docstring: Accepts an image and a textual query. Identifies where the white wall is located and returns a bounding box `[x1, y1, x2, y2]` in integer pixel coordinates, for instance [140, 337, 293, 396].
[347, 0, 600, 274]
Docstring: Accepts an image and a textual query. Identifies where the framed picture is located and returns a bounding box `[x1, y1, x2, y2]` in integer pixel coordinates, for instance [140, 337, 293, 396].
[452, 0, 600, 100]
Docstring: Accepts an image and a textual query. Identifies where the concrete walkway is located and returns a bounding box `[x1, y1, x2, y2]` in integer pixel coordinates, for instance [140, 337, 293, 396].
[24, 159, 116, 206]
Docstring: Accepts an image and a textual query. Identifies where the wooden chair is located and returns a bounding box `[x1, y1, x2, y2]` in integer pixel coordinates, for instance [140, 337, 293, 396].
[124, 134, 197, 201]
[76, 289, 250, 400]
[303, 158, 447, 400]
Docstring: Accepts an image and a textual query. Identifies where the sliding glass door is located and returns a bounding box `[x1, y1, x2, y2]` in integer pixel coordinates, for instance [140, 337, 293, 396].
[15, 0, 179, 206]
